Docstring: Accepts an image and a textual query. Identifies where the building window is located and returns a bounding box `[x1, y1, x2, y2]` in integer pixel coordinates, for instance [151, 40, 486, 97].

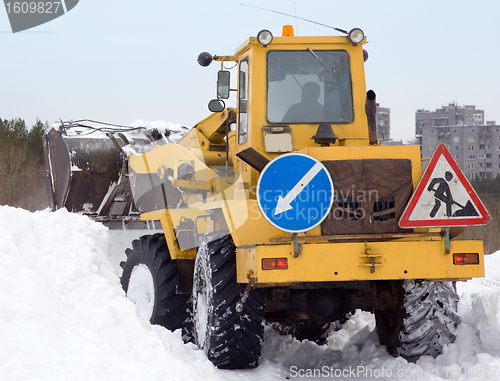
[487, 144, 492, 149]
[497, 164, 500, 169]
[468, 146, 475, 151]
[486, 153, 492, 159]
[497, 145, 500, 151]
[468, 137, 475, 142]
[455, 155, 459, 160]
[429, 137, 433, 142]
[478, 153, 486, 159]
[454, 137, 459, 142]
[454, 146, 459, 151]
[479, 163, 484, 168]
[480, 144, 485, 149]
[469, 164, 475, 169]
[487, 163, 492, 168]
[468, 155, 476, 160]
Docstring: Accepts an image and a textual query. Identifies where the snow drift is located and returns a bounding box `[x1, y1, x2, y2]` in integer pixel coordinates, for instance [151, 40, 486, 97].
[0, 206, 219, 381]
[2, 205, 500, 380]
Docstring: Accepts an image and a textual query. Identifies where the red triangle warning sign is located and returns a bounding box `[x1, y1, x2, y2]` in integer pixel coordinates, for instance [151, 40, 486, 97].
[399, 144, 491, 228]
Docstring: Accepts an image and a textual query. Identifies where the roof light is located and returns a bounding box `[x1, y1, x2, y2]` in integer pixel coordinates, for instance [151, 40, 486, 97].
[262, 258, 288, 270]
[282, 25, 294, 36]
[453, 253, 479, 265]
[257, 29, 273, 47]
[347, 28, 364, 45]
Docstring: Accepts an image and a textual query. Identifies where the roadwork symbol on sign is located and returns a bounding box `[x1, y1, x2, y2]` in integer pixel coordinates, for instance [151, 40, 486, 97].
[257, 153, 334, 233]
[399, 144, 490, 228]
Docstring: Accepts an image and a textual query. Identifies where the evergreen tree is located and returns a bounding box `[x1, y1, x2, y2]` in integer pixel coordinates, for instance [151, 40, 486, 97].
[0, 117, 49, 209]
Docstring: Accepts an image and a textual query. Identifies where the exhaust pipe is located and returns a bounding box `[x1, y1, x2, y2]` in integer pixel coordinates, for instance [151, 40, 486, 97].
[365, 90, 378, 145]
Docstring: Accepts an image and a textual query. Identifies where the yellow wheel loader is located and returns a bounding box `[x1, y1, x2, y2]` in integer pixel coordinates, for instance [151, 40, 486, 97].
[43, 26, 490, 369]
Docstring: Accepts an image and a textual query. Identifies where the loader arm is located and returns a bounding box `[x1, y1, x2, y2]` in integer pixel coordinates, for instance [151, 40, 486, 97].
[177, 108, 236, 150]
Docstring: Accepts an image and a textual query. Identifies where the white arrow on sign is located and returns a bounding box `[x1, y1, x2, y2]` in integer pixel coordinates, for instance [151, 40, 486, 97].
[274, 162, 323, 215]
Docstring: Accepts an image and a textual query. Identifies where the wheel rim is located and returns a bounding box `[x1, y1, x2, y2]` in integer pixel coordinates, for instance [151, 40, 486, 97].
[127, 263, 156, 322]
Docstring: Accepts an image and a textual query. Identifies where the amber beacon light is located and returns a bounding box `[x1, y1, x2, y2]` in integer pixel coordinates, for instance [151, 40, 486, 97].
[282, 25, 294, 36]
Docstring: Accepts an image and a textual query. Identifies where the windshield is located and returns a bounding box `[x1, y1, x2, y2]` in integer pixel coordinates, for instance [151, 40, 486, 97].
[267, 50, 353, 124]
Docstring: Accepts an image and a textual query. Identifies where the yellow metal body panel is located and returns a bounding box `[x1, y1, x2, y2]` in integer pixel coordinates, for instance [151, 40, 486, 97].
[141, 209, 201, 260]
[221, 200, 286, 246]
[130, 143, 211, 178]
[177, 108, 232, 146]
[176, 129, 228, 167]
[220, 200, 324, 247]
[236, 239, 484, 284]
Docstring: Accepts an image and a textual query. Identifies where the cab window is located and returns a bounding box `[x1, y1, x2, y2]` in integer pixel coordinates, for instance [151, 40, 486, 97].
[267, 50, 353, 124]
[238, 59, 249, 144]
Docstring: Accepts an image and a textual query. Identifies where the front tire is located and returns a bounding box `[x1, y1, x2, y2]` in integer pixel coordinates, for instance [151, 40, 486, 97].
[192, 233, 265, 369]
[375, 280, 460, 362]
[120, 233, 190, 333]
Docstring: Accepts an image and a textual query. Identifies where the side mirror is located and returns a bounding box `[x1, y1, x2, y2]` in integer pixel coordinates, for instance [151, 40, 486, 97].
[217, 71, 230, 99]
[208, 99, 225, 113]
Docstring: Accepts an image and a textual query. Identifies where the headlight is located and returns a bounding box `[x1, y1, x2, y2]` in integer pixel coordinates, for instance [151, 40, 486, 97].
[347, 28, 364, 45]
[257, 29, 273, 47]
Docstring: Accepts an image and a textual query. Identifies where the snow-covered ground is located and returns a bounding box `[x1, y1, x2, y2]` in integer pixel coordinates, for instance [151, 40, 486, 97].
[2, 205, 500, 381]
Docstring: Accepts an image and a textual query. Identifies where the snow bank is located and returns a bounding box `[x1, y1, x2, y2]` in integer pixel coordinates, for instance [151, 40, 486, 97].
[3, 204, 500, 381]
[0, 206, 220, 381]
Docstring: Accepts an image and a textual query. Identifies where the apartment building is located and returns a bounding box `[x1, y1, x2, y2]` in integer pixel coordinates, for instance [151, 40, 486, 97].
[416, 103, 485, 144]
[420, 117, 500, 179]
[376, 104, 390, 142]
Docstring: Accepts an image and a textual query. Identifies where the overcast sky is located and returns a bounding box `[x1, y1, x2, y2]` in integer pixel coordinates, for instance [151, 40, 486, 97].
[1, 0, 499, 142]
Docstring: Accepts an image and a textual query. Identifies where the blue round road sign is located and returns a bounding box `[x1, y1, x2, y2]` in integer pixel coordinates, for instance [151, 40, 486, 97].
[257, 153, 334, 233]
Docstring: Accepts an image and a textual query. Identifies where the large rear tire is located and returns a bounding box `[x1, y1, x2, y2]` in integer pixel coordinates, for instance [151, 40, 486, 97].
[192, 233, 265, 369]
[120, 233, 190, 334]
[375, 280, 460, 362]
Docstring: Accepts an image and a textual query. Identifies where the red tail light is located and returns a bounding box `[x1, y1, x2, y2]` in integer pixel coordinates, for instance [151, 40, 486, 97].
[453, 253, 479, 265]
[262, 258, 288, 270]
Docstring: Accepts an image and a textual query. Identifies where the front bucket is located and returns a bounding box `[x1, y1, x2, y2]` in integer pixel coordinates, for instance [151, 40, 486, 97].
[43, 127, 123, 214]
[43, 128, 72, 211]
[42, 121, 176, 228]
